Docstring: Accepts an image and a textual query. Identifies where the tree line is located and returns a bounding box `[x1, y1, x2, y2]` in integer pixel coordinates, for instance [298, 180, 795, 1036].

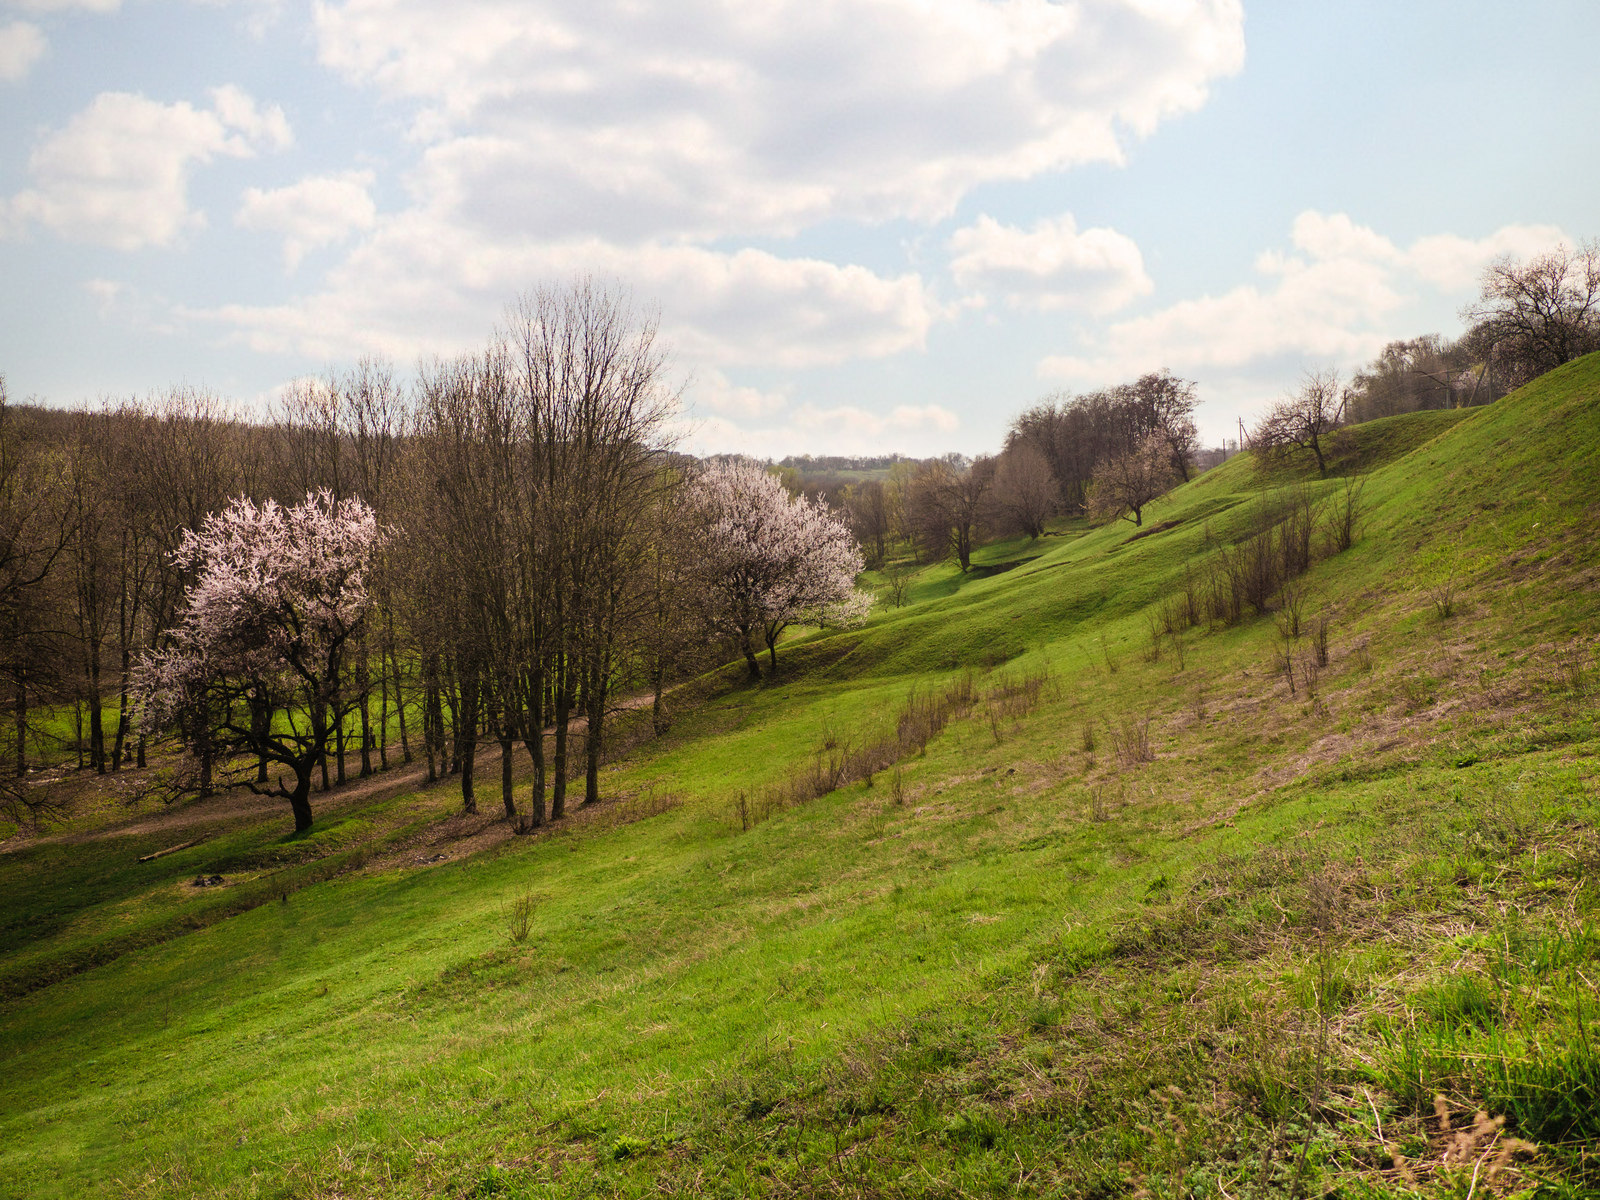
[1, 282, 867, 834]
[1267, 240, 1600, 453]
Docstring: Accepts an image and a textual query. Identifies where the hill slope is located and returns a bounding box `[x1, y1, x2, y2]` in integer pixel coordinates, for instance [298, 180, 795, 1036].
[2, 356, 1599, 1199]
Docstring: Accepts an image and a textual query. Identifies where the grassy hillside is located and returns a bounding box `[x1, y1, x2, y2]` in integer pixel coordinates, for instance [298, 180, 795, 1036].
[2, 356, 1599, 1199]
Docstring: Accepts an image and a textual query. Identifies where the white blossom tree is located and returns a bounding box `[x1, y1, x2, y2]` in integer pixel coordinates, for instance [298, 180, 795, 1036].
[692, 461, 871, 680]
[134, 491, 387, 832]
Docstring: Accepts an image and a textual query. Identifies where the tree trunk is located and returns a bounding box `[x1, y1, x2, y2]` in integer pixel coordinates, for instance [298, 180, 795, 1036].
[741, 633, 763, 682]
[651, 663, 669, 737]
[499, 730, 516, 820]
[313, 704, 330, 793]
[334, 686, 347, 786]
[87, 641, 104, 774]
[357, 658, 373, 778]
[519, 667, 546, 831]
[111, 641, 131, 771]
[389, 621, 411, 764]
[253, 701, 271, 783]
[377, 652, 390, 770]
[551, 679, 572, 820]
[288, 768, 314, 833]
[458, 671, 479, 813]
[14, 669, 25, 776]
[584, 665, 605, 806]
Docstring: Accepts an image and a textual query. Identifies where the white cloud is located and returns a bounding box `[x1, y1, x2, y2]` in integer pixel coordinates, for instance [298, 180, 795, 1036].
[312, 0, 1244, 241]
[195, 215, 942, 368]
[689, 370, 788, 421]
[0, 20, 45, 81]
[237, 170, 377, 269]
[5, 0, 118, 12]
[684, 398, 961, 457]
[1041, 212, 1573, 384]
[3, 87, 293, 249]
[948, 212, 1151, 312]
[1406, 224, 1567, 291]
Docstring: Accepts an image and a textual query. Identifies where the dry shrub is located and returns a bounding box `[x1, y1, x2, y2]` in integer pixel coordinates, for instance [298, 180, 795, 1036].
[1108, 715, 1154, 767]
[732, 671, 980, 831]
[505, 892, 536, 944]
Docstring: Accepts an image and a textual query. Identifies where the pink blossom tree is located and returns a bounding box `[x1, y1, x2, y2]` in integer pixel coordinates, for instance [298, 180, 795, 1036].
[134, 490, 387, 832]
[692, 461, 871, 680]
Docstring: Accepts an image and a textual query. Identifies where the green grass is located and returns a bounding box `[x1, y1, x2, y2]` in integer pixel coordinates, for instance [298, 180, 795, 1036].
[3, 356, 1600, 1198]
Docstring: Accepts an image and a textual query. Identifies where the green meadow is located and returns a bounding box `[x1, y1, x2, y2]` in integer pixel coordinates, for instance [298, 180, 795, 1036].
[3, 357, 1599, 1198]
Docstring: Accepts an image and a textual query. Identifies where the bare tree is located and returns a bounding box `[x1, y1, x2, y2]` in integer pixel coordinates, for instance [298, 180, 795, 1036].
[843, 480, 891, 567]
[1463, 241, 1600, 389]
[0, 381, 72, 820]
[983, 443, 1059, 539]
[1089, 434, 1175, 527]
[1252, 369, 1347, 476]
[908, 455, 994, 570]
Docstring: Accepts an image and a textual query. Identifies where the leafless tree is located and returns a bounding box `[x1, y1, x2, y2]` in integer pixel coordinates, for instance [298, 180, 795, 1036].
[1089, 434, 1176, 527]
[1463, 241, 1600, 389]
[908, 455, 994, 570]
[0, 381, 73, 818]
[983, 443, 1059, 539]
[843, 480, 892, 567]
[1252, 369, 1347, 476]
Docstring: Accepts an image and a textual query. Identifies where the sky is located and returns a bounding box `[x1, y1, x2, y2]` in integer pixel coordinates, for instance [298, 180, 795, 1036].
[1, 0, 1596, 458]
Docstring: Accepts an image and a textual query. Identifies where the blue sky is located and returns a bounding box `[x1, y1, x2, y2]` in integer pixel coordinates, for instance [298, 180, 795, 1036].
[2, 0, 1596, 456]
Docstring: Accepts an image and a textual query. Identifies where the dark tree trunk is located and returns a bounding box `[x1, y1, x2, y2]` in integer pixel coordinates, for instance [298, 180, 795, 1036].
[288, 768, 314, 833]
[741, 634, 762, 682]
[551, 678, 572, 820]
[584, 663, 605, 806]
[358, 658, 373, 778]
[87, 643, 104, 774]
[111, 640, 131, 771]
[651, 663, 669, 737]
[519, 666, 546, 831]
[313, 704, 330, 793]
[334, 686, 347, 785]
[499, 730, 516, 820]
[253, 701, 271, 783]
[458, 671, 479, 814]
[14, 669, 25, 776]
[377, 653, 389, 770]
[389, 623, 411, 765]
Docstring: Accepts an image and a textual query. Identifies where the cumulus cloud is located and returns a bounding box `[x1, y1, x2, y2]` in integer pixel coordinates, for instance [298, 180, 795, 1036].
[3, 87, 292, 250]
[948, 212, 1151, 312]
[236, 170, 377, 269]
[1406, 224, 1568, 291]
[312, 0, 1244, 241]
[0, 20, 45, 81]
[1040, 211, 1572, 383]
[688, 370, 789, 422]
[195, 215, 942, 368]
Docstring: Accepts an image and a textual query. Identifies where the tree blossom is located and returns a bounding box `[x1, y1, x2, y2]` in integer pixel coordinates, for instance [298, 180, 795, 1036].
[135, 490, 387, 831]
[691, 461, 871, 679]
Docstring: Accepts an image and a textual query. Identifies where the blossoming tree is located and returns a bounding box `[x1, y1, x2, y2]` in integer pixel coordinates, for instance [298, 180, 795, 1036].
[692, 461, 871, 679]
[135, 490, 387, 832]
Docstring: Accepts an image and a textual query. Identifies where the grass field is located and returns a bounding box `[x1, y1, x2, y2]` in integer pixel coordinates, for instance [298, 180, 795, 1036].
[2, 357, 1599, 1198]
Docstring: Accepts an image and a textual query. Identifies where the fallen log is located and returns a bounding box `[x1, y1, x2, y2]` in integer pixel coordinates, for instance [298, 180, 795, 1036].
[137, 837, 204, 863]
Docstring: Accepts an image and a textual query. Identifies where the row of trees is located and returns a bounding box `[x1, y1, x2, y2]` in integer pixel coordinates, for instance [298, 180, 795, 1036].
[1339, 240, 1599, 429]
[2, 283, 869, 834]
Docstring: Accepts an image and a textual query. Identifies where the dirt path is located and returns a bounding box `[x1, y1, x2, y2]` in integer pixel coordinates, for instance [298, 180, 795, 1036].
[0, 681, 683, 858]
[0, 756, 436, 854]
